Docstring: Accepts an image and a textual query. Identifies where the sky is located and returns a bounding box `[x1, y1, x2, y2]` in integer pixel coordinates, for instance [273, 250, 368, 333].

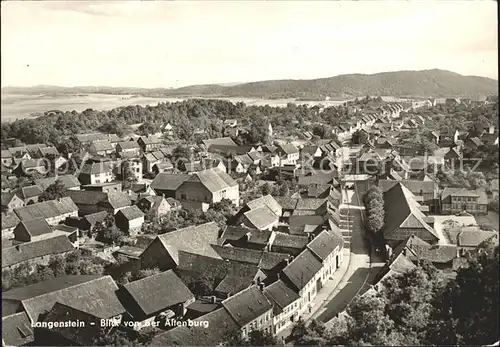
[1, 1, 498, 88]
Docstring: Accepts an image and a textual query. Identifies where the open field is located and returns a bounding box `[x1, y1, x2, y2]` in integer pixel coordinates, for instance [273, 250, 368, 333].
[0, 93, 413, 123]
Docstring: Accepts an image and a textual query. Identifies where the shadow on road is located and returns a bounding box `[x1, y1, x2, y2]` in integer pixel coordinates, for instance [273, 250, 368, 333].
[316, 267, 370, 323]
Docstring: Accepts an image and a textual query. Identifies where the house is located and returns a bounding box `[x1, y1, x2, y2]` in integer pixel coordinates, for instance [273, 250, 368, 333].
[221, 285, 274, 337]
[78, 161, 115, 185]
[445, 226, 498, 251]
[150, 173, 191, 198]
[163, 122, 174, 137]
[301, 146, 324, 159]
[440, 188, 488, 215]
[1, 150, 14, 167]
[136, 195, 171, 219]
[175, 168, 239, 211]
[444, 147, 462, 163]
[13, 159, 47, 177]
[150, 307, 240, 346]
[64, 211, 108, 231]
[66, 190, 131, 216]
[138, 135, 162, 152]
[142, 151, 168, 173]
[202, 137, 238, 152]
[13, 197, 79, 225]
[152, 160, 174, 175]
[16, 185, 43, 205]
[466, 137, 484, 149]
[381, 183, 439, 247]
[81, 181, 123, 193]
[2, 235, 75, 271]
[276, 143, 300, 166]
[140, 222, 221, 270]
[2, 211, 20, 240]
[438, 130, 460, 146]
[116, 141, 141, 156]
[13, 218, 54, 242]
[445, 98, 460, 107]
[33, 302, 110, 346]
[118, 270, 195, 330]
[379, 179, 438, 213]
[263, 279, 301, 335]
[481, 132, 499, 146]
[214, 262, 267, 299]
[88, 140, 114, 156]
[1, 275, 125, 323]
[35, 175, 81, 191]
[224, 119, 238, 128]
[1, 192, 25, 213]
[115, 205, 145, 235]
[121, 159, 143, 182]
[241, 206, 279, 231]
[270, 232, 309, 255]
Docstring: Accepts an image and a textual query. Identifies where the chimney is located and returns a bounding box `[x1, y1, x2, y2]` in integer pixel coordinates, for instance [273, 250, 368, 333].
[277, 273, 281, 280]
[258, 282, 265, 291]
[308, 233, 315, 242]
[210, 296, 217, 304]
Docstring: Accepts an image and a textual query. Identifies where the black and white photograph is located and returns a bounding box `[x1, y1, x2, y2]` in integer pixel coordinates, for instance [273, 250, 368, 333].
[1, 1, 498, 346]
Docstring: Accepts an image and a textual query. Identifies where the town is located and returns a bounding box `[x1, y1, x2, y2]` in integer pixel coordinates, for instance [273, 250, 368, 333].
[1, 94, 499, 346]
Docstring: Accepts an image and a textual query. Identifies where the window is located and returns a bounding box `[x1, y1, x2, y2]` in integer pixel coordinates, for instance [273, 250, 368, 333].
[181, 194, 187, 200]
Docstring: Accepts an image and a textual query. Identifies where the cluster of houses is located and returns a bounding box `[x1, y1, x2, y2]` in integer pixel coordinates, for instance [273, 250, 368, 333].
[1, 96, 498, 346]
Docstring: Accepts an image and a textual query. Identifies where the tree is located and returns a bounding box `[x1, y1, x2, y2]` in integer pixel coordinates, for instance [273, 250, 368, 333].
[93, 215, 124, 245]
[248, 117, 270, 144]
[352, 130, 369, 145]
[38, 179, 67, 202]
[132, 268, 161, 281]
[362, 186, 385, 236]
[467, 171, 487, 189]
[121, 161, 138, 190]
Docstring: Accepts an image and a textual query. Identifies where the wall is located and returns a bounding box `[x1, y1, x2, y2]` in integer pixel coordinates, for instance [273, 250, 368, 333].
[241, 308, 273, 338]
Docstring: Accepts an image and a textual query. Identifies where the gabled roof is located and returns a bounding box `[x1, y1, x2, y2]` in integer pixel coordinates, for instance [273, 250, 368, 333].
[79, 162, 113, 175]
[273, 232, 308, 250]
[123, 270, 194, 317]
[202, 137, 238, 148]
[2, 211, 20, 230]
[90, 140, 113, 152]
[246, 194, 282, 216]
[441, 187, 488, 204]
[263, 280, 300, 313]
[13, 197, 78, 221]
[151, 173, 191, 192]
[18, 185, 43, 199]
[243, 205, 279, 229]
[117, 141, 140, 150]
[183, 168, 237, 193]
[379, 179, 436, 196]
[307, 230, 343, 261]
[282, 248, 323, 292]
[221, 285, 272, 327]
[277, 143, 299, 155]
[35, 175, 81, 191]
[2, 275, 125, 323]
[116, 205, 144, 220]
[153, 222, 221, 260]
[381, 183, 438, 241]
[15, 218, 52, 237]
[215, 263, 263, 295]
[2, 235, 74, 268]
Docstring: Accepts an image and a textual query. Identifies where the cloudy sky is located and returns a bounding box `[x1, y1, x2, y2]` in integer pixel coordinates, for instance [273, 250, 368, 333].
[1, 1, 497, 88]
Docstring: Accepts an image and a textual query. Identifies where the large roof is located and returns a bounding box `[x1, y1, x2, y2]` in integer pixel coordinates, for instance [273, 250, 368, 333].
[282, 248, 323, 292]
[13, 197, 78, 221]
[246, 194, 282, 217]
[379, 179, 436, 196]
[151, 173, 191, 192]
[202, 137, 238, 148]
[2, 235, 74, 268]
[381, 183, 439, 242]
[2, 275, 124, 323]
[35, 175, 81, 190]
[221, 285, 273, 327]
[1, 211, 20, 230]
[123, 270, 194, 317]
[183, 168, 237, 193]
[16, 218, 52, 237]
[243, 205, 279, 230]
[154, 222, 221, 260]
[1, 312, 33, 346]
[307, 230, 343, 261]
[264, 280, 300, 313]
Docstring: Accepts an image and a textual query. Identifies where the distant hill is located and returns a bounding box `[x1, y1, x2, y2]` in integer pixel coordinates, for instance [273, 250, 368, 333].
[2, 69, 497, 99]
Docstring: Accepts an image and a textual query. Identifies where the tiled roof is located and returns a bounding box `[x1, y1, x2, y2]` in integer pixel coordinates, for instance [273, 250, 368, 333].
[221, 285, 273, 327]
[35, 175, 81, 190]
[83, 211, 109, 226]
[379, 179, 436, 196]
[3, 275, 125, 323]
[16, 217, 52, 237]
[381, 183, 438, 241]
[211, 245, 263, 265]
[151, 173, 191, 192]
[243, 205, 279, 230]
[117, 141, 140, 150]
[2, 235, 74, 268]
[123, 270, 194, 317]
[1, 312, 33, 346]
[215, 263, 262, 295]
[90, 140, 114, 152]
[202, 137, 238, 148]
[282, 248, 323, 292]
[106, 191, 132, 209]
[155, 222, 221, 260]
[116, 205, 144, 220]
[264, 280, 300, 313]
[39, 146, 60, 157]
[151, 307, 239, 346]
[2, 211, 20, 230]
[277, 143, 299, 155]
[272, 232, 309, 250]
[13, 197, 78, 221]
[19, 185, 43, 199]
[184, 168, 237, 193]
[307, 230, 343, 261]
[79, 162, 113, 175]
[458, 229, 497, 247]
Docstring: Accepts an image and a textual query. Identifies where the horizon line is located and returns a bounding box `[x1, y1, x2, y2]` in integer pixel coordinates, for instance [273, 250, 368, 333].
[1, 68, 498, 90]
